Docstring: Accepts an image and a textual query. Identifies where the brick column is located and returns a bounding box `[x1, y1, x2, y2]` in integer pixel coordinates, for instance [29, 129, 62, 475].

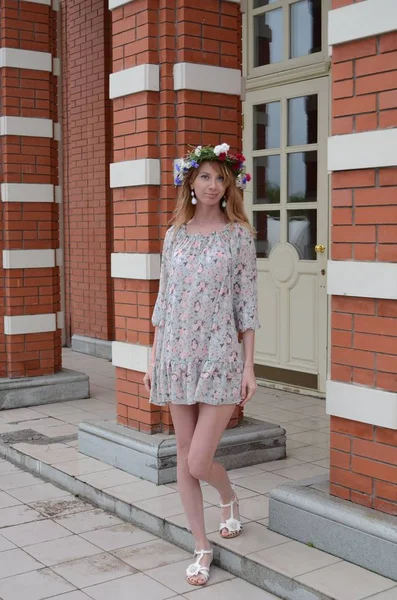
[109, 0, 244, 434]
[328, 0, 397, 515]
[61, 0, 114, 357]
[0, 0, 62, 379]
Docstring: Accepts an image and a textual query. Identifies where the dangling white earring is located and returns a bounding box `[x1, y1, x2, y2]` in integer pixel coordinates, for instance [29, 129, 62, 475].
[222, 198, 227, 208]
[191, 190, 197, 205]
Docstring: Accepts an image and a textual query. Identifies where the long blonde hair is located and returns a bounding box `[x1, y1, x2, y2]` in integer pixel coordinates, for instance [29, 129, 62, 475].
[171, 161, 255, 236]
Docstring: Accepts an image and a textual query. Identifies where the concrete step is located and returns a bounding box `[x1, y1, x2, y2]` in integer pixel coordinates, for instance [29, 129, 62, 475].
[0, 439, 395, 600]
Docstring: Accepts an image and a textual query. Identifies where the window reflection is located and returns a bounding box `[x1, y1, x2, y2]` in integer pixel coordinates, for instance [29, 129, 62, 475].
[288, 95, 318, 146]
[254, 155, 281, 204]
[290, 0, 322, 59]
[254, 211, 280, 258]
[288, 151, 317, 203]
[287, 209, 317, 260]
[254, 9, 283, 67]
[254, 102, 281, 150]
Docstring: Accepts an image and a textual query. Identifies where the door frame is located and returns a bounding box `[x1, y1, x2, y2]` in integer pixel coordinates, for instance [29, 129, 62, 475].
[242, 76, 330, 393]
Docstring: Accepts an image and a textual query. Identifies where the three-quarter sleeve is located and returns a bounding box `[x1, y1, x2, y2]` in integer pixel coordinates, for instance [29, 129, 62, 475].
[152, 227, 173, 327]
[232, 225, 261, 332]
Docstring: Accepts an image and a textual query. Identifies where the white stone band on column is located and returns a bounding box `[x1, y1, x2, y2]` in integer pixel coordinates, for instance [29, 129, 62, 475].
[4, 314, 57, 335]
[1, 183, 54, 203]
[110, 159, 160, 188]
[3, 249, 56, 269]
[329, 0, 397, 46]
[109, 0, 133, 9]
[174, 63, 242, 96]
[0, 48, 52, 72]
[23, 0, 51, 5]
[53, 58, 61, 76]
[327, 380, 397, 430]
[0, 117, 53, 138]
[112, 341, 151, 373]
[110, 64, 159, 99]
[327, 261, 397, 300]
[57, 311, 64, 329]
[111, 253, 161, 280]
[328, 129, 397, 171]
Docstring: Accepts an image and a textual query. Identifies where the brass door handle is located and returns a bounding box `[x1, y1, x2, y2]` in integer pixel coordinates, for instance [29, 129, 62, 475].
[315, 244, 326, 253]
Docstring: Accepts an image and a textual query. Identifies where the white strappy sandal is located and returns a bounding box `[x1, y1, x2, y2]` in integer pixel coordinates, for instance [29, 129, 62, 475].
[186, 548, 213, 586]
[219, 493, 242, 538]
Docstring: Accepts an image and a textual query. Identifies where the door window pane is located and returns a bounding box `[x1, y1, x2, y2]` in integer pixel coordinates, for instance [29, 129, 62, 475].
[254, 102, 281, 150]
[288, 95, 318, 146]
[254, 211, 280, 258]
[288, 151, 317, 203]
[254, 9, 283, 67]
[287, 209, 317, 260]
[254, 155, 281, 204]
[290, 0, 322, 59]
[254, 0, 278, 6]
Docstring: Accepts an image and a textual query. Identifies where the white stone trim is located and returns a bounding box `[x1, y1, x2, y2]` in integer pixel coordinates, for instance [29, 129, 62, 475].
[1, 183, 54, 203]
[4, 314, 57, 335]
[0, 117, 53, 138]
[110, 64, 159, 100]
[109, 0, 133, 9]
[3, 249, 56, 269]
[53, 123, 62, 141]
[110, 159, 160, 188]
[52, 0, 60, 10]
[328, 129, 397, 172]
[56, 248, 63, 267]
[55, 186, 62, 204]
[57, 311, 64, 329]
[329, 0, 397, 46]
[327, 380, 397, 430]
[22, 0, 51, 5]
[174, 63, 242, 96]
[111, 253, 161, 280]
[327, 261, 397, 300]
[112, 341, 151, 373]
[53, 58, 61, 77]
[0, 48, 52, 72]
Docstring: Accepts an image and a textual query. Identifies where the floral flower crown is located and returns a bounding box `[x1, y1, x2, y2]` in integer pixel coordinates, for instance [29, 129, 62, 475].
[174, 143, 251, 189]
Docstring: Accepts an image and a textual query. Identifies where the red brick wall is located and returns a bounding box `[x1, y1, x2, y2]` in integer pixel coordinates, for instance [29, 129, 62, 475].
[0, 0, 61, 378]
[331, 419, 397, 515]
[61, 0, 114, 345]
[330, 28, 397, 515]
[112, 0, 243, 433]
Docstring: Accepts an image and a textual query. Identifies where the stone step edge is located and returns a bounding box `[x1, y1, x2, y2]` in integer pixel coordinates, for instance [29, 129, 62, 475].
[0, 441, 334, 600]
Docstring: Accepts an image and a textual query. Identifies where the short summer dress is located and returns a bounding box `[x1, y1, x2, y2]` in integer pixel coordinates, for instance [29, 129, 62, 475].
[149, 222, 260, 406]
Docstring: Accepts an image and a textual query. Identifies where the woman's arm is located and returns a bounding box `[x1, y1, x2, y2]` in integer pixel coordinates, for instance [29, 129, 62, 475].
[240, 329, 257, 405]
[241, 329, 255, 368]
[150, 327, 158, 367]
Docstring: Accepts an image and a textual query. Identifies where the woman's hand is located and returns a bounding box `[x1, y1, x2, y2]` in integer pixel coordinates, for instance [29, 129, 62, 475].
[240, 365, 257, 406]
[143, 366, 154, 393]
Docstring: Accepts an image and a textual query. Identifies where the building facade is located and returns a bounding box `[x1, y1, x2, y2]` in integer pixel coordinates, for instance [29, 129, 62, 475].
[0, 0, 396, 515]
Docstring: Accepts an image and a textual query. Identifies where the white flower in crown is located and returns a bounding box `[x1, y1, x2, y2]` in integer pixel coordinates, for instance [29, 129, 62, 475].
[214, 142, 230, 156]
[194, 145, 202, 157]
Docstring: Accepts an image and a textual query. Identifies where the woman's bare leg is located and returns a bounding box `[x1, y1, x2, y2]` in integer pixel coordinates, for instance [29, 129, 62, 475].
[169, 403, 210, 585]
[188, 403, 240, 535]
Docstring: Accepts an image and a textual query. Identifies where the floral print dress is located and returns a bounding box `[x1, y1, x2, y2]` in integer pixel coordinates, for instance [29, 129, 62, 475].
[150, 222, 260, 406]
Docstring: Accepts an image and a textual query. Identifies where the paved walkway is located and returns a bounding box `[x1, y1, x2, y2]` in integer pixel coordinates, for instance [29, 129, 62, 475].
[0, 457, 280, 600]
[0, 350, 395, 599]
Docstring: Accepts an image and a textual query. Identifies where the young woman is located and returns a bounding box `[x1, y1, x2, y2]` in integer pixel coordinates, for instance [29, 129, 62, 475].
[143, 143, 260, 587]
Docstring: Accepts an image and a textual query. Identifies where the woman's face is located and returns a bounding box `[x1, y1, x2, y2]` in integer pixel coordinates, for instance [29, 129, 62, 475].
[192, 162, 226, 207]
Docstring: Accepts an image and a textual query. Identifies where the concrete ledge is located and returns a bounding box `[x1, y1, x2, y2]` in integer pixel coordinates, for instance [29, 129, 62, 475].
[71, 334, 112, 360]
[0, 369, 90, 410]
[269, 482, 397, 582]
[79, 417, 286, 485]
